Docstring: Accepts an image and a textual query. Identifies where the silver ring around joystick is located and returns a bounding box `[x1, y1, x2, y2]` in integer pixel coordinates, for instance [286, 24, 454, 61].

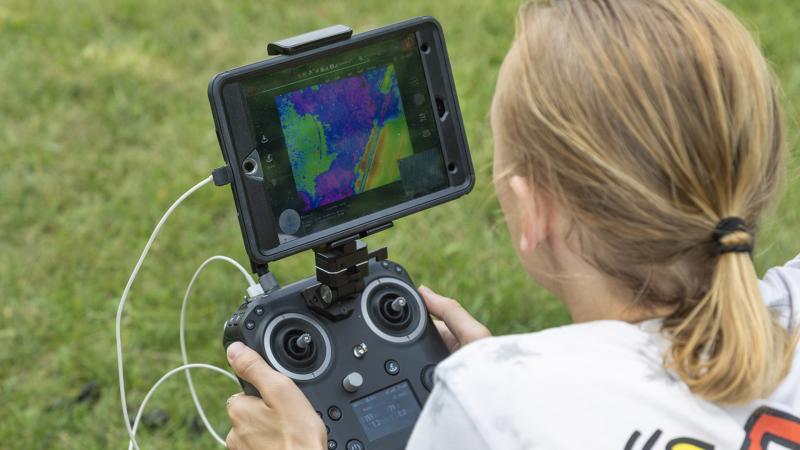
[361, 278, 427, 343]
[263, 313, 332, 381]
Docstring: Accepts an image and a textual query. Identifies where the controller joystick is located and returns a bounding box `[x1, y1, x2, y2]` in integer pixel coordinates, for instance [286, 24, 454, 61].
[362, 277, 426, 342]
[263, 313, 332, 380]
[376, 294, 413, 331]
[276, 330, 316, 368]
[295, 333, 312, 350]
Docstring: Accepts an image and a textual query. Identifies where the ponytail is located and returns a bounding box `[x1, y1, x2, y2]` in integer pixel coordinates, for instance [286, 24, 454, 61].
[498, 0, 797, 404]
[666, 229, 797, 404]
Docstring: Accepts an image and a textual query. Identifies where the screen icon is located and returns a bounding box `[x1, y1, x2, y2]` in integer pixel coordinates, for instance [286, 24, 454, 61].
[278, 209, 301, 235]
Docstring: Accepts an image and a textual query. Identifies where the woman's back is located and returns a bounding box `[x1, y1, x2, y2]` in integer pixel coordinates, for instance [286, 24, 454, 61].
[217, 0, 800, 448]
[408, 257, 800, 448]
[406, 0, 800, 447]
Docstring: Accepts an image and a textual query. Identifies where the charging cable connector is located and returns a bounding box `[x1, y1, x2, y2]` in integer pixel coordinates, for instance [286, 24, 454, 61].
[246, 283, 265, 298]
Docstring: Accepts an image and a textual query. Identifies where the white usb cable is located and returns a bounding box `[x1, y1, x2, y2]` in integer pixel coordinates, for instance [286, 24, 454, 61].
[127, 363, 238, 449]
[116, 176, 263, 449]
[176, 256, 261, 447]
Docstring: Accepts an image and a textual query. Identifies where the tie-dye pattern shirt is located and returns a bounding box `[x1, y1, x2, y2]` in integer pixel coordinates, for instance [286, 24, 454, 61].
[407, 255, 800, 449]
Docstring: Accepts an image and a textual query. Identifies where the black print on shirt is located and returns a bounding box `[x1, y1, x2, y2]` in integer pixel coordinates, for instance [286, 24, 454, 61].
[740, 406, 800, 450]
[623, 406, 800, 450]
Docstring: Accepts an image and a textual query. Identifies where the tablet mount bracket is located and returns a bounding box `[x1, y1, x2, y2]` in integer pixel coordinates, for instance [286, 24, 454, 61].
[267, 24, 353, 56]
[301, 223, 393, 321]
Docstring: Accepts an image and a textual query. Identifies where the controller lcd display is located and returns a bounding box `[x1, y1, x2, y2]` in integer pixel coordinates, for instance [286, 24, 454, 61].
[350, 381, 421, 442]
[240, 32, 449, 243]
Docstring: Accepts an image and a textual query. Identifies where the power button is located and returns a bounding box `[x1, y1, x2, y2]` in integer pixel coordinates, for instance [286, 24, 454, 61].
[346, 439, 364, 450]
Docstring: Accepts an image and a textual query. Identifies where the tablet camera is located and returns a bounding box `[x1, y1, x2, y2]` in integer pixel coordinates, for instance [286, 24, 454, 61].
[264, 313, 332, 380]
[362, 278, 426, 343]
[242, 158, 258, 175]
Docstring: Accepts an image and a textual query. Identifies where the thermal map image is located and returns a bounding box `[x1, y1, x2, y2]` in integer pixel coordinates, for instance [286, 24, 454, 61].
[276, 64, 413, 211]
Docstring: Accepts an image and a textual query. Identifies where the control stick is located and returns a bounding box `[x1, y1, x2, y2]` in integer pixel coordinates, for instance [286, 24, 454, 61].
[295, 333, 312, 350]
[389, 297, 407, 312]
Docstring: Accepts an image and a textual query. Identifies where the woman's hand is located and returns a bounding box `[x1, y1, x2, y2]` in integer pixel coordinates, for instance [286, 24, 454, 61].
[225, 342, 326, 450]
[418, 285, 492, 353]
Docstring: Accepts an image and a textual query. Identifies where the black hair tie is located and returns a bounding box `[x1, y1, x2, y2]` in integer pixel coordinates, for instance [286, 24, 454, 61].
[712, 217, 753, 254]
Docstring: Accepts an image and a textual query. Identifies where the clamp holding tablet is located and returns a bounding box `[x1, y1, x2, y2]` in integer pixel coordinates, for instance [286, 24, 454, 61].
[267, 24, 353, 56]
[301, 222, 393, 321]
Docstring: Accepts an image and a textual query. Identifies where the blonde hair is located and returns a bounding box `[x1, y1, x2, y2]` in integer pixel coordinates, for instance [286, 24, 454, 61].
[493, 0, 797, 404]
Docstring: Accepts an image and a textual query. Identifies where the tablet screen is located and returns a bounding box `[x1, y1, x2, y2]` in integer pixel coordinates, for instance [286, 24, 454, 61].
[240, 32, 448, 242]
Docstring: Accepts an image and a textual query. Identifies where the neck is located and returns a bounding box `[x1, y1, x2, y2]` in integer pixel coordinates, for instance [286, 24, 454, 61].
[558, 272, 655, 323]
[532, 241, 670, 324]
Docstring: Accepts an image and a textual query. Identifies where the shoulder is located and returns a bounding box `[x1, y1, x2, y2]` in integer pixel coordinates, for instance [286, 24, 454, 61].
[760, 253, 800, 329]
[433, 320, 678, 408]
[436, 320, 663, 384]
[426, 322, 689, 448]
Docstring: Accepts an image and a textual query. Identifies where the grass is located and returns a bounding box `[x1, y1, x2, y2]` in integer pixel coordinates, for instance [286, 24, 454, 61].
[0, 0, 797, 448]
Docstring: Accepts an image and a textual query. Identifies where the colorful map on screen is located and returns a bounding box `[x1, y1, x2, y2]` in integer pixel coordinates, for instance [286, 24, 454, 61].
[276, 64, 413, 211]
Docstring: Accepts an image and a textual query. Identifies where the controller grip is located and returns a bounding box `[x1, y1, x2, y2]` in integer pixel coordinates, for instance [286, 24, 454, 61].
[223, 340, 263, 397]
[238, 377, 261, 397]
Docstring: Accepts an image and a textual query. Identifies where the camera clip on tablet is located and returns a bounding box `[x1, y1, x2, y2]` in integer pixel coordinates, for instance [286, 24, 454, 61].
[267, 24, 353, 56]
[266, 25, 395, 321]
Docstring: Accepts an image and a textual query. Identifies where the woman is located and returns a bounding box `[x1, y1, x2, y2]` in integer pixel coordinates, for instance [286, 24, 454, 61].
[223, 0, 800, 448]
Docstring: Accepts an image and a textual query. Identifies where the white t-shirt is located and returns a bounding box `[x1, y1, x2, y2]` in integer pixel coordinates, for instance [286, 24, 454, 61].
[407, 255, 800, 449]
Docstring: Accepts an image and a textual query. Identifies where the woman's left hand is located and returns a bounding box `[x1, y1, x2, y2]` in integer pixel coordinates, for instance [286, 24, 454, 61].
[225, 341, 326, 450]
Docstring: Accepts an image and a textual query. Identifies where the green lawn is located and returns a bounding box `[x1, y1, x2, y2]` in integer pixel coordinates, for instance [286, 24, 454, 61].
[1, 0, 797, 448]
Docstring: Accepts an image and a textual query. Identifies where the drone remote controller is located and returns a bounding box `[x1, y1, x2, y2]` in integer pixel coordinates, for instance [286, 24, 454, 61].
[223, 256, 448, 450]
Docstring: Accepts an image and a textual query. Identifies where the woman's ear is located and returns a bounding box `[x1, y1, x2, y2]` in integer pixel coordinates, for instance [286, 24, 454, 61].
[508, 175, 551, 253]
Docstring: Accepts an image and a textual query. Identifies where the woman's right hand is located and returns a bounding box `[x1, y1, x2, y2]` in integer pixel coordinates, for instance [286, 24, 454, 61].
[418, 285, 492, 353]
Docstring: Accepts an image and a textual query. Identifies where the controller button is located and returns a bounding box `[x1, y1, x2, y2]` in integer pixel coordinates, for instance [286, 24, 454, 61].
[319, 285, 334, 305]
[346, 439, 364, 450]
[245, 320, 255, 330]
[421, 364, 436, 391]
[394, 265, 403, 274]
[384, 359, 400, 376]
[327, 439, 338, 450]
[327, 405, 342, 421]
[342, 372, 363, 393]
[352, 343, 368, 359]
[381, 261, 390, 269]
[254, 306, 264, 316]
